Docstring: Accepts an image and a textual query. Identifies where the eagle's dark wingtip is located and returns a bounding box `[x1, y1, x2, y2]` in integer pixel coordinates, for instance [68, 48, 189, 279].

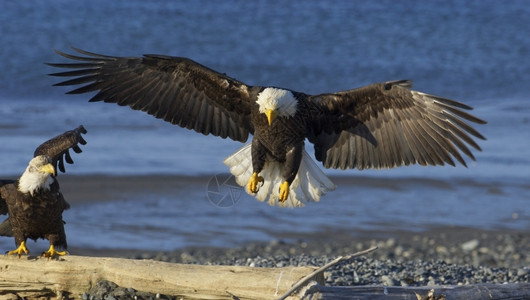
[49, 47, 114, 63]
[76, 125, 87, 134]
[70, 47, 116, 59]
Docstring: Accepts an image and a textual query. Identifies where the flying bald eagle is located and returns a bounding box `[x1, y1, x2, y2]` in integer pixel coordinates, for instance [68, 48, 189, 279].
[0, 125, 87, 257]
[49, 48, 486, 207]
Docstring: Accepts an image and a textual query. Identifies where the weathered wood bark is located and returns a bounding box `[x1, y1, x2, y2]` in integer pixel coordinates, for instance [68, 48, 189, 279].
[0, 255, 321, 299]
[301, 283, 530, 300]
[1, 254, 528, 300]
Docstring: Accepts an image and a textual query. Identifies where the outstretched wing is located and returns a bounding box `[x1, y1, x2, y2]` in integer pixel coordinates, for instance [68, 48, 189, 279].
[34, 125, 88, 174]
[307, 80, 486, 170]
[48, 48, 257, 142]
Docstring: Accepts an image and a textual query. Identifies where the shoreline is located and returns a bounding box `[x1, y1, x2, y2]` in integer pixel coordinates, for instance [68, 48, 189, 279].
[69, 226, 529, 269]
[1, 173, 524, 203]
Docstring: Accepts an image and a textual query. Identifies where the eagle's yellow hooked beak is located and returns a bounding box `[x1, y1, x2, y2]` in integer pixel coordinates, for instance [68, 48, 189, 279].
[39, 163, 56, 176]
[265, 109, 276, 126]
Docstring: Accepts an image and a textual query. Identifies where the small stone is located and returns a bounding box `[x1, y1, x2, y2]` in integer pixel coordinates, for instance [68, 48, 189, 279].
[478, 247, 489, 254]
[517, 268, 529, 276]
[427, 278, 437, 286]
[435, 245, 448, 255]
[461, 239, 480, 252]
[381, 275, 396, 286]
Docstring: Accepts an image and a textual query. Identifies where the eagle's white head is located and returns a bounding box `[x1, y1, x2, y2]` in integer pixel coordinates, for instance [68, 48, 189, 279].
[256, 88, 297, 125]
[18, 155, 56, 196]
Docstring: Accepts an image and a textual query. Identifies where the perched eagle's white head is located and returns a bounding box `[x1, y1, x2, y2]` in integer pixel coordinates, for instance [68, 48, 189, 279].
[256, 88, 297, 125]
[18, 155, 56, 196]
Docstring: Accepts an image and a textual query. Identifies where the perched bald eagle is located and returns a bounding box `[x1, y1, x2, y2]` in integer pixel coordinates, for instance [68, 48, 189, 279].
[49, 48, 485, 207]
[0, 125, 87, 257]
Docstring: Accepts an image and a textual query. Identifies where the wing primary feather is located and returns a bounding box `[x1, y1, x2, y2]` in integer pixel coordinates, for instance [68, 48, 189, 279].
[445, 134, 473, 165]
[66, 82, 104, 95]
[441, 104, 487, 126]
[431, 95, 474, 110]
[53, 49, 113, 62]
[443, 112, 486, 141]
[70, 47, 118, 58]
[58, 157, 65, 173]
[445, 123, 481, 154]
[53, 75, 100, 87]
[64, 150, 73, 164]
[48, 67, 101, 76]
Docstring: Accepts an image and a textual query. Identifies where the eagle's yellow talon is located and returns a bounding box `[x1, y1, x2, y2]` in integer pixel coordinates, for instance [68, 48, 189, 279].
[279, 181, 290, 202]
[248, 172, 264, 193]
[42, 245, 67, 258]
[7, 241, 29, 256]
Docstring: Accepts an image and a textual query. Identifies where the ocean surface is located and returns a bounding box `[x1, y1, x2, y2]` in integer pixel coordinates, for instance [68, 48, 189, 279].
[0, 0, 528, 252]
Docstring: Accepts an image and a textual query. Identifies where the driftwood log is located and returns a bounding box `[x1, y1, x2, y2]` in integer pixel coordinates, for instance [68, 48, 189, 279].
[0, 255, 321, 299]
[0, 253, 528, 300]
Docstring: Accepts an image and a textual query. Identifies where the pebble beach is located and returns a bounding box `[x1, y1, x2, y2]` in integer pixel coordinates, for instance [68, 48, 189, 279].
[78, 227, 529, 299]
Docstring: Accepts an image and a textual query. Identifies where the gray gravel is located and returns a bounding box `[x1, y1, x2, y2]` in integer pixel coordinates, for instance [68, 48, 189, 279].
[81, 228, 529, 299]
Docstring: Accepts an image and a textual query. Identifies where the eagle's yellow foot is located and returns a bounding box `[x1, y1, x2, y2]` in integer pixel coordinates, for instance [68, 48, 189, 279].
[279, 181, 290, 202]
[42, 245, 67, 258]
[7, 241, 29, 256]
[248, 172, 264, 193]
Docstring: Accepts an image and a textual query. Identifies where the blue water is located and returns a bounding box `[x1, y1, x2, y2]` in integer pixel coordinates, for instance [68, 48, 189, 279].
[0, 1, 528, 251]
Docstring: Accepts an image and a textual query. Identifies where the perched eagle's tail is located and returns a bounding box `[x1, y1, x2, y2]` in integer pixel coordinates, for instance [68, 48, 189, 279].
[224, 144, 336, 207]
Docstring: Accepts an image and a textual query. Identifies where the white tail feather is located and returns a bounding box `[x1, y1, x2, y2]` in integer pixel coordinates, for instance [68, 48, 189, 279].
[223, 144, 336, 207]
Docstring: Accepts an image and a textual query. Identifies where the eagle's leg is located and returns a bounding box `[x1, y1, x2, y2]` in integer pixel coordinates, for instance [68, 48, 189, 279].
[42, 244, 67, 258]
[7, 241, 29, 256]
[249, 138, 267, 194]
[248, 172, 264, 193]
[279, 181, 290, 202]
[278, 144, 303, 203]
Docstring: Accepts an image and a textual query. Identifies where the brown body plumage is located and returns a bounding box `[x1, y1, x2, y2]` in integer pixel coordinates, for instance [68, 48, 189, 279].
[0, 125, 87, 256]
[1, 178, 69, 251]
[48, 48, 486, 206]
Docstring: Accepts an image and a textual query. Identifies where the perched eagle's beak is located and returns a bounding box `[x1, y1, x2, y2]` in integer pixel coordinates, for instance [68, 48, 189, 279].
[265, 109, 276, 126]
[39, 163, 56, 176]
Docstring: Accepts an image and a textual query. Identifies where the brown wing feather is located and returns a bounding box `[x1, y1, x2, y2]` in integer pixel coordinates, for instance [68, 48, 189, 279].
[307, 80, 486, 170]
[0, 182, 16, 237]
[33, 125, 88, 173]
[48, 48, 256, 142]
[0, 180, 16, 216]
